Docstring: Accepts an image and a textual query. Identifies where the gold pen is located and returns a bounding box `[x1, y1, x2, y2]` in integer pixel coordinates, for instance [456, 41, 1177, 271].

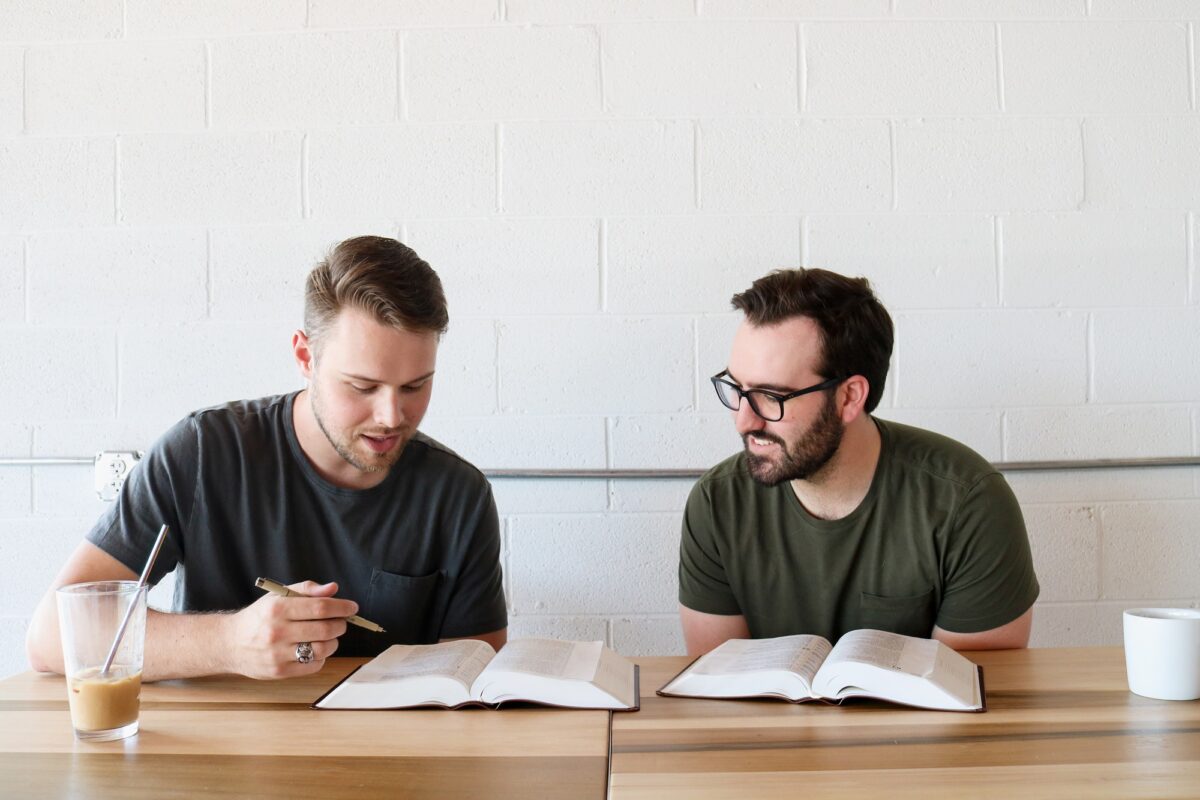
[254, 577, 386, 633]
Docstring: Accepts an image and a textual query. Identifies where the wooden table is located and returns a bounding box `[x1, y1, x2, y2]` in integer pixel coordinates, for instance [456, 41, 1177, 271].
[0, 658, 610, 799]
[613, 647, 1200, 799]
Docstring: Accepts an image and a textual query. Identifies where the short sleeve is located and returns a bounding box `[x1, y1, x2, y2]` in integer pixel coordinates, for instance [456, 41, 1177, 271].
[437, 482, 508, 639]
[935, 473, 1040, 633]
[678, 479, 742, 615]
[85, 416, 197, 585]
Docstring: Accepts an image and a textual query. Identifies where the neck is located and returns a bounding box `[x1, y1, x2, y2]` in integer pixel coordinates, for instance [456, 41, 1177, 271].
[789, 415, 882, 521]
[292, 389, 389, 491]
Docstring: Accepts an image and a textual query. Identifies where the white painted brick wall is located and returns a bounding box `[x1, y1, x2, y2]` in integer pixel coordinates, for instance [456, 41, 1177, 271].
[406, 27, 602, 120]
[1002, 213, 1188, 307]
[2, 4, 1200, 678]
[1092, 308, 1200, 403]
[119, 323, 302, 424]
[308, 125, 495, 218]
[701, 119, 890, 211]
[508, 1, 694, 22]
[807, 214, 997, 309]
[209, 223, 399, 322]
[606, 215, 799, 313]
[26, 41, 205, 133]
[806, 22, 997, 114]
[123, 0, 306, 38]
[305, 0, 500, 27]
[0, 139, 114, 231]
[603, 22, 797, 116]
[0, 0, 123, 41]
[701, 1, 890, 17]
[1023, 504, 1099, 602]
[895, 310, 1088, 407]
[1102, 502, 1200, 600]
[0, 236, 22, 321]
[1084, 117, 1200, 209]
[0, 329, 117, 422]
[28, 229, 207, 324]
[1006, 408, 1194, 462]
[503, 121, 694, 214]
[120, 133, 302, 225]
[509, 514, 678, 614]
[211, 33, 397, 128]
[1089, 1, 1200, 19]
[0, 47, 22, 134]
[499, 317, 694, 414]
[406, 217, 601, 315]
[896, 119, 1084, 211]
[893, 1, 1085, 17]
[1003, 22, 1191, 113]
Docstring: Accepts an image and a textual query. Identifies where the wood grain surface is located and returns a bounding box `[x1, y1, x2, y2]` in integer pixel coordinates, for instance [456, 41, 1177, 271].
[0, 658, 610, 799]
[611, 647, 1200, 799]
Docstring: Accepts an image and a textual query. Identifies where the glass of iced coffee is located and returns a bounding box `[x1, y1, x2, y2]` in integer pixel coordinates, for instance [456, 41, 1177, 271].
[56, 581, 146, 741]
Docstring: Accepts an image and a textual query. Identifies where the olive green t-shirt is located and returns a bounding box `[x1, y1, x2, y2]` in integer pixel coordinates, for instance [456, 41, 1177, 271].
[679, 418, 1039, 641]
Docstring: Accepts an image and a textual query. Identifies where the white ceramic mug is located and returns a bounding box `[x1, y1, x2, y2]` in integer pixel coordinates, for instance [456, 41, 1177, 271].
[1123, 608, 1200, 701]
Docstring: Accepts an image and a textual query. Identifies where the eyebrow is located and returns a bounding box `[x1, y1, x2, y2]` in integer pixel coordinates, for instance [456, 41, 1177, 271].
[343, 370, 436, 387]
[725, 370, 800, 395]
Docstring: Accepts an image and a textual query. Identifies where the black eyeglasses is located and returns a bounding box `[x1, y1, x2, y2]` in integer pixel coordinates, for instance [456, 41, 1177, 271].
[710, 370, 843, 422]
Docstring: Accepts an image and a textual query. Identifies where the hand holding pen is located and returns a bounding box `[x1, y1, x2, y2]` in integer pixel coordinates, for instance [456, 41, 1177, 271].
[225, 578, 375, 679]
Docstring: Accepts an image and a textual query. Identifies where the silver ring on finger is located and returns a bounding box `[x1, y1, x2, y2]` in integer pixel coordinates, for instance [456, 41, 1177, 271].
[296, 641, 315, 664]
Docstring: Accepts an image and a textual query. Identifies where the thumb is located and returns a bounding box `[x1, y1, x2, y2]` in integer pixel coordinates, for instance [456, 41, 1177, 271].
[287, 580, 339, 597]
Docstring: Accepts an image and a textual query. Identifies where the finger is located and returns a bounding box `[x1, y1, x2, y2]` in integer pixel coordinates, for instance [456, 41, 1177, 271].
[282, 596, 359, 621]
[286, 580, 339, 597]
[286, 619, 349, 644]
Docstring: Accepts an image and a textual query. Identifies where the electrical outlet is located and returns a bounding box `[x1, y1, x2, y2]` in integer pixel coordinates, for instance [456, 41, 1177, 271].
[94, 451, 143, 501]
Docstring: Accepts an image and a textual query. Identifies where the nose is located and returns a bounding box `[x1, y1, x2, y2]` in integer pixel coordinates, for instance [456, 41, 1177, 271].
[373, 390, 403, 430]
[733, 398, 767, 435]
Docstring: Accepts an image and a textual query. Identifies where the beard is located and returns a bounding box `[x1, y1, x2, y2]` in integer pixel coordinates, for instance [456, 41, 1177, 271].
[743, 392, 843, 487]
[309, 382, 409, 475]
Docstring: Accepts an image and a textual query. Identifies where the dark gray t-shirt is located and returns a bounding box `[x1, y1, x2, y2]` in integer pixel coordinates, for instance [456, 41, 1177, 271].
[87, 393, 507, 657]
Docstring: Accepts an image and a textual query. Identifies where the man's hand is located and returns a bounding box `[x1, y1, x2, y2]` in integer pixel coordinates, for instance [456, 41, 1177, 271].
[224, 581, 358, 679]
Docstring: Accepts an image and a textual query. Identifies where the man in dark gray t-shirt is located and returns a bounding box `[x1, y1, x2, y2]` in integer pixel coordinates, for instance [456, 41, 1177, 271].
[27, 237, 507, 680]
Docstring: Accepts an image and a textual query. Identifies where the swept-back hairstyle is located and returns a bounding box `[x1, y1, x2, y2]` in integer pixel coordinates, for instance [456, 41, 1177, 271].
[304, 236, 448, 351]
[731, 268, 894, 413]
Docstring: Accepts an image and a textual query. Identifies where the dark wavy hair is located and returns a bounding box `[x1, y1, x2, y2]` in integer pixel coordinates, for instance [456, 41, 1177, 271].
[731, 268, 893, 413]
[304, 236, 448, 351]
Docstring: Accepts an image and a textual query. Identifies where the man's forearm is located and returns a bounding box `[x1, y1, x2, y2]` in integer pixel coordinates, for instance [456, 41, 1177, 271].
[29, 601, 234, 682]
[142, 609, 236, 681]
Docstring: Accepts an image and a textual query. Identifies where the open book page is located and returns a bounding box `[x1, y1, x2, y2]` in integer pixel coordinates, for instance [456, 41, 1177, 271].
[812, 630, 981, 711]
[472, 639, 636, 709]
[315, 640, 495, 709]
[660, 635, 832, 700]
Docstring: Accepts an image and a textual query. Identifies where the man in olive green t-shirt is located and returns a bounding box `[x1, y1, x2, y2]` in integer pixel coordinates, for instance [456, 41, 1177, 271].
[679, 269, 1039, 656]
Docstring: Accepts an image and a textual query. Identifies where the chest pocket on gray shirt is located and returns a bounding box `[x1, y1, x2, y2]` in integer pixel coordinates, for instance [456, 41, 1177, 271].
[366, 568, 442, 643]
[859, 589, 936, 638]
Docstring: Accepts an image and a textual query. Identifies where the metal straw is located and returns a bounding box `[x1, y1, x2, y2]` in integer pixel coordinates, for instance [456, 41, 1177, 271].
[100, 524, 169, 677]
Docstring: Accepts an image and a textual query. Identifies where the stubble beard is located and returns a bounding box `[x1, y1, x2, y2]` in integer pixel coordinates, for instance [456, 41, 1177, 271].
[309, 382, 408, 475]
[743, 392, 844, 487]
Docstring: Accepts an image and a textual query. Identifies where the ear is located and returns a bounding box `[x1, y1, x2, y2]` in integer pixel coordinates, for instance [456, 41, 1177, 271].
[292, 330, 315, 381]
[837, 375, 871, 423]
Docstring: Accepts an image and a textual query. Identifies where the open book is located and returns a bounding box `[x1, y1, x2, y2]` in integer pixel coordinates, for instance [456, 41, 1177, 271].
[314, 638, 639, 711]
[658, 629, 984, 712]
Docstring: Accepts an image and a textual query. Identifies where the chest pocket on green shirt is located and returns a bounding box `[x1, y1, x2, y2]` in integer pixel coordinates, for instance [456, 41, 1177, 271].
[859, 589, 936, 638]
[365, 568, 442, 644]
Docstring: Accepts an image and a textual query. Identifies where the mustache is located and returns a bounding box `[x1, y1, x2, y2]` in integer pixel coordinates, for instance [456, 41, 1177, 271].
[742, 430, 784, 447]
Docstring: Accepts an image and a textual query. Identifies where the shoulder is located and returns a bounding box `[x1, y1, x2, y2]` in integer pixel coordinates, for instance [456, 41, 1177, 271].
[404, 431, 491, 492]
[186, 394, 291, 439]
[874, 417, 999, 491]
[687, 451, 754, 508]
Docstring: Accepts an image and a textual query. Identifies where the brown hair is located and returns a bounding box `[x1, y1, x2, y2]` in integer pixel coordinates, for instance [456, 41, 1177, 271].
[304, 236, 448, 350]
[731, 268, 893, 413]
